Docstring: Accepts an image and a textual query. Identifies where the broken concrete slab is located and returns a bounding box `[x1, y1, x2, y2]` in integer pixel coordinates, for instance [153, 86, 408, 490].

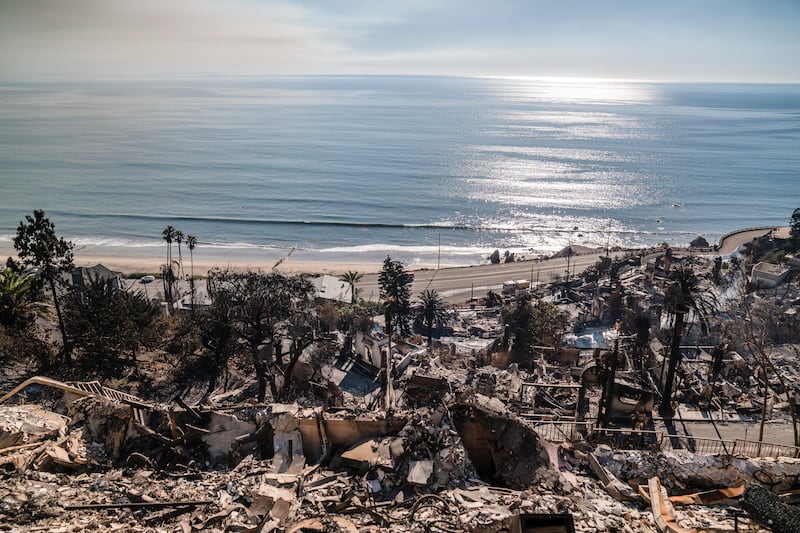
[339, 437, 394, 470]
[0, 405, 68, 450]
[201, 411, 257, 460]
[648, 477, 696, 533]
[407, 460, 434, 485]
[587, 453, 642, 502]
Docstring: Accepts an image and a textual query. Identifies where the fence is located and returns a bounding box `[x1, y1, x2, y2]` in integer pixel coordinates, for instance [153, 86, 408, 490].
[530, 420, 589, 443]
[529, 421, 663, 451]
[529, 419, 800, 459]
[732, 439, 800, 459]
[588, 427, 664, 451]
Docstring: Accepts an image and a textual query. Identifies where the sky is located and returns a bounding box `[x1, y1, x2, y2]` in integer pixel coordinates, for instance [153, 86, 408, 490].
[1, 0, 799, 82]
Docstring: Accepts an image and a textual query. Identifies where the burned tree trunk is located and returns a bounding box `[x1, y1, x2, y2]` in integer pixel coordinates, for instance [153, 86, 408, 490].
[660, 311, 685, 416]
[740, 484, 800, 533]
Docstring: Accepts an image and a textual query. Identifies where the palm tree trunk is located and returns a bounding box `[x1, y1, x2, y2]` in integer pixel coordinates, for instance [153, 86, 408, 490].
[426, 317, 433, 348]
[177, 242, 184, 280]
[660, 312, 685, 416]
[189, 249, 195, 312]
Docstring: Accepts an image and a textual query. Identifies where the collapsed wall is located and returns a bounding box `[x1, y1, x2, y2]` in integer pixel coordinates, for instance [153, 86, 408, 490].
[451, 394, 556, 489]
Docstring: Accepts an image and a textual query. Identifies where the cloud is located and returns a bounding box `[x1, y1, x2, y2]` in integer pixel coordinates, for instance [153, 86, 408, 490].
[0, 0, 798, 81]
[0, 0, 346, 79]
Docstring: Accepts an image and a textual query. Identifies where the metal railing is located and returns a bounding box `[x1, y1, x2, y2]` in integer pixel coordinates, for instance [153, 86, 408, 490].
[732, 439, 800, 459]
[529, 419, 800, 459]
[530, 420, 589, 442]
[588, 427, 664, 450]
[666, 435, 735, 455]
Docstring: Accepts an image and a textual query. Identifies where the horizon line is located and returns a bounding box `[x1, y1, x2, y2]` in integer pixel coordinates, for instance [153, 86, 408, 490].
[2, 72, 800, 85]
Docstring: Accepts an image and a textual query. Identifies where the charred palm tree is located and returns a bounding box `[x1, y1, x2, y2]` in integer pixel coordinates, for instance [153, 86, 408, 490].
[659, 264, 716, 416]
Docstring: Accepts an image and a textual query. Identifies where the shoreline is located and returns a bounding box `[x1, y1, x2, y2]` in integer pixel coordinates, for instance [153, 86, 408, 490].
[0, 226, 786, 278]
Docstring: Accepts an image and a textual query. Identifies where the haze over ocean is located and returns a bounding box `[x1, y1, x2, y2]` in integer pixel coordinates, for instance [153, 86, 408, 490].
[1, 76, 798, 267]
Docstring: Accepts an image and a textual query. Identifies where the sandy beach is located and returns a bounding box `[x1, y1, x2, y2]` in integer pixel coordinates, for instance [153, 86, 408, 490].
[0, 240, 400, 276]
[72, 252, 389, 277]
[0, 226, 785, 281]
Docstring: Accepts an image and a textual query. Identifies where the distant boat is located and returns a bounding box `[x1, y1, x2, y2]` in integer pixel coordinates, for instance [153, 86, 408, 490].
[671, 203, 683, 208]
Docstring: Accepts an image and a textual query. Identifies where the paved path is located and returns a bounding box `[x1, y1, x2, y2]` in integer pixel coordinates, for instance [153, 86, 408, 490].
[717, 227, 779, 255]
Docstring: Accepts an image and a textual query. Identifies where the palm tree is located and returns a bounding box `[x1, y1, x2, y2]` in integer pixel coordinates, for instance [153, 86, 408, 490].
[339, 270, 363, 304]
[659, 264, 716, 416]
[162, 225, 175, 265]
[174, 229, 185, 280]
[414, 289, 449, 348]
[186, 234, 197, 311]
[161, 226, 176, 308]
[0, 268, 39, 329]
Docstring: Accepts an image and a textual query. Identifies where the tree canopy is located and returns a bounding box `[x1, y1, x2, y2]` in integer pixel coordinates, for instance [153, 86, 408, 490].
[206, 269, 314, 401]
[14, 210, 74, 362]
[378, 256, 412, 337]
[64, 275, 162, 371]
[790, 207, 800, 250]
[339, 271, 363, 304]
[413, 289, 449, 348]
[0, 268, 41, 330]
[502, 295, 569, 366]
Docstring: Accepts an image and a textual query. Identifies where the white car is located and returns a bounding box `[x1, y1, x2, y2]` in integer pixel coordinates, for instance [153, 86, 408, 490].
[139, 275, 156, 284]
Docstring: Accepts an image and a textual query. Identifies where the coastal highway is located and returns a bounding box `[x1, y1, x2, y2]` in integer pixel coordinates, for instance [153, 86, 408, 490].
[355, 226, 783, 304]
[357, 252, 605, 304]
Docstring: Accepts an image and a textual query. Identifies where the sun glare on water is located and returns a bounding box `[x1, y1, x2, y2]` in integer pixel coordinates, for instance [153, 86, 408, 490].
[491, 76, 658, 105]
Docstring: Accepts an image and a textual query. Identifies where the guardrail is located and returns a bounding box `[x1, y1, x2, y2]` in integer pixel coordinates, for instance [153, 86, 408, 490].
[717, 226, 776, 250]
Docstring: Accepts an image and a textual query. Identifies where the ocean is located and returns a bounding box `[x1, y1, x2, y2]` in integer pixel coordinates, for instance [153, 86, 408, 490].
[1, 76, 798, 267]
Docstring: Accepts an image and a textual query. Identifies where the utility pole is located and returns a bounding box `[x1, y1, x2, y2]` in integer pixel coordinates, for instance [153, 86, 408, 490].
[437, 234, 441, 271]
[565, 247, 572, 284]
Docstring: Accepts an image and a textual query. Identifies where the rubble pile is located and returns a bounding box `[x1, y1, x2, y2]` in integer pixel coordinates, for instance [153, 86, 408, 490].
[1, 366, 793, 533]
[595, 446, 800, 494]
[452, 395, 557, 490]
[3, 243, 800, 531]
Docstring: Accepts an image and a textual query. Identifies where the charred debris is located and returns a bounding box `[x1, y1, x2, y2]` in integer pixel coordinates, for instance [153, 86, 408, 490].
[2, 239, 800, 531]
